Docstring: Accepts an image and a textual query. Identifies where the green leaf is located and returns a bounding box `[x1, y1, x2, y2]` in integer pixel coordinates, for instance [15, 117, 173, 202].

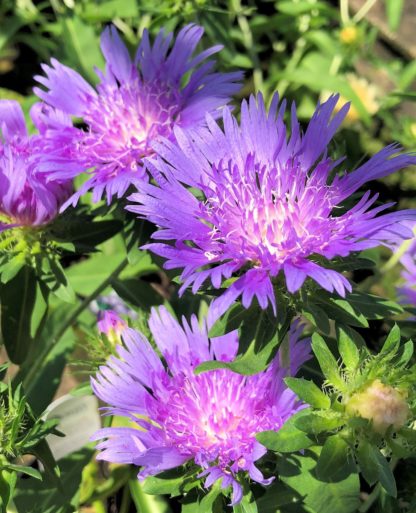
[284, 377, 330, 409]
[315, 296, 368, 328]
[396, 340, 413, 367]
[80, 0, 139, 22]
[2, 464, 42, 480]
[208, 302, 246, 338]
[315, 436, 350, 481]
[199, 300, 291, 375]
[255, 481, 299, 512]
[337, 326, 360, 371]
[0, 266, 37, 364]
[14, 447, 94, 513]
[256, 414, 313, 452]
[112, 277, 163, 311]
[233, 487, 258, 513]
[130, 479, 170, 513]
[142, 467, 196, 497]
[16, 304, 77, 415]
[311, 334, 345, 391]
[302, 303, 330, 335]
[295, 412, 345, 435]
[356, 441, 397, 496]
[0, 467, 17, 512]
[277, 448, 360, 513]
[38, 257, 75, 303]
[347, 293, 403, 321]
[60, 17, 104, 84]
[380, 324, 401, 355]
[385, 0, 404, 31]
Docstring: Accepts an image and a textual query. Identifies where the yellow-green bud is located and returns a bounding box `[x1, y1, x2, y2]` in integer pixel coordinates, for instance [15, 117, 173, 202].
[346, 379, 409, 434]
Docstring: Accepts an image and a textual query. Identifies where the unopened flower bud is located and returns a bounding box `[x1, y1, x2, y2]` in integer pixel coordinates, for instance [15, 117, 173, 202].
[97, 310, 127, 345]
[346, 379, 409, 434]
[340, 26, 359, 45]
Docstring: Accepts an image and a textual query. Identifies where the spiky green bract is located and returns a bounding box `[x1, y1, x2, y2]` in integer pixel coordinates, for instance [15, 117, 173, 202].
[267, 326, 416, 498]
[0, 366, 61, 509]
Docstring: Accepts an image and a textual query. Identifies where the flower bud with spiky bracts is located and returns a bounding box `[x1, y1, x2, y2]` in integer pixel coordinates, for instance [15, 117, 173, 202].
[345, 379, 409, 434]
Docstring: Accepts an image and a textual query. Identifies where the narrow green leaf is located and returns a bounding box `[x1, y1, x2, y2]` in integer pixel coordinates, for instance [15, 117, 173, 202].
[302, 303, 330, 334]
[284, 377, 330, 409]
[0, 266, 37, 364]
[357, 441, 397, 497]
[380, 324, 401, 355]
[2, 464, 42, 480]
[337, 326, 360, 371]
[311, 334, 345, 390]
[385, 0, 404, 31]
[60, 17, 104, 84]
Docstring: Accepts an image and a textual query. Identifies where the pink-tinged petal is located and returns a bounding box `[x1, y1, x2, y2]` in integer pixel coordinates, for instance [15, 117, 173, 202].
[0, 100, 27, 139]
[34, 58, 96, 116]
[210, 330, 239, 362]
[135, 447, 189, 475]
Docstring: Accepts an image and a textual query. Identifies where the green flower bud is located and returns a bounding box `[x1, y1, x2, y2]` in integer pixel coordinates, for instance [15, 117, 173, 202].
[346, 379, 409, 434]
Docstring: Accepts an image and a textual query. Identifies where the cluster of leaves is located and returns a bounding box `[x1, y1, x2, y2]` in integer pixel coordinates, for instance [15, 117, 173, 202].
[258, 325, 416, 502]
[0, 364, 62, 512]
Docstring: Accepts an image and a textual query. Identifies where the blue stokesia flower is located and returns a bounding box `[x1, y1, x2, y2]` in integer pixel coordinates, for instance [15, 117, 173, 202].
[33, 24, 242, 207]
[91, 307, 310, 504]
[128, 94, 416, 322]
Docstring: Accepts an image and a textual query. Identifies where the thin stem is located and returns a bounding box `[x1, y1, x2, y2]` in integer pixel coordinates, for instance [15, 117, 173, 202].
[340, 0, 350, 25]
[358, 457, 398, 513]
[119, 484, 131, 513]
[235, 3, 263, 93]
[21, 256, 129, 389]
[129, 479, 158, 513]
[353, 0, 377, 23]
[275, 39, 306, 97]
[358, 483, 381, 513]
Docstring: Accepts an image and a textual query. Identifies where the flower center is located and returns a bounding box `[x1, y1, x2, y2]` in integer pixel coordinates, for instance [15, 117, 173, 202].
[82, 80, 182, 173]
[203, 155, 338, 267]
[158, 370, 278, 465]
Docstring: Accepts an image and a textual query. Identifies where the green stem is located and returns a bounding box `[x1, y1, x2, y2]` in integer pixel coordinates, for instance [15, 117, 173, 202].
[119, 484, 131, 513]
[358, 457, 398, 513]
[353, 0, 377, 23]
[21, 256, 129, 388]
[275, 38, 306, 97]
[340, 0, 350, 25]
[129, 479, 158, 513]
[235, 3, 263, 93]
[358, 483, 381, 513]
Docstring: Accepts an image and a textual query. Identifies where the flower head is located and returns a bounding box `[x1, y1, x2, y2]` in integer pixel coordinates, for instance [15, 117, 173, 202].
[34, 24, 242, 207]
[128, 94, 416, 322]
[91, 307, 309, 504]
[97, 310, 127, 346]
[0, 100, 72, 231]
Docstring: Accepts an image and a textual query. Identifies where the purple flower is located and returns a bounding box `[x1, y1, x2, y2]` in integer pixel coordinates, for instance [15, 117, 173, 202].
[397, 237, 416, 305]
[0, 100, 72, 231]
[97, 310, 128, 344]
[34, 24, 242, 207]
[128, 94, 416, 322]
[91, 307, 309, 504]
